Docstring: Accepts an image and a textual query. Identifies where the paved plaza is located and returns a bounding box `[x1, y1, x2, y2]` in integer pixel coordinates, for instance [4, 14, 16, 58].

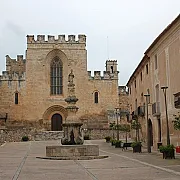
[0, 139, 180, 180]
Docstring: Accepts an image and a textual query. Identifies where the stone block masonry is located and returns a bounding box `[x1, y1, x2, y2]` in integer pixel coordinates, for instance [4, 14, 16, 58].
[46, 145, 99, 157]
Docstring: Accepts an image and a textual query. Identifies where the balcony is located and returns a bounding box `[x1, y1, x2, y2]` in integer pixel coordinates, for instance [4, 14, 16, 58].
[134, 106, 145, 117]
[131, 111, 138, 120]
[137, 106, 145, 116]
[152, 102, 160, 116]
[174, 92, 180, 109]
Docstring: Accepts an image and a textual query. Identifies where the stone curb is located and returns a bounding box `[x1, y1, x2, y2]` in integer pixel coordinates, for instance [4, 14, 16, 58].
[36, 155, 108, 160]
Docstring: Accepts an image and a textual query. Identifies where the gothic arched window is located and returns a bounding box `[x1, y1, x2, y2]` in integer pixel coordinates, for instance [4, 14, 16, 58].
[50, 57, 63, 95]
[94, 92, 99, 104]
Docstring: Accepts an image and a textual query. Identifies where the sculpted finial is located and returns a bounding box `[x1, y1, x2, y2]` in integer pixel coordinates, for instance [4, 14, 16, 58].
[68, 69, 74, 84]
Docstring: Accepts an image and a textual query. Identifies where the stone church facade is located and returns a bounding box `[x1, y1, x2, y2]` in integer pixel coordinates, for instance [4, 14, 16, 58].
[0, 35, 119, 130]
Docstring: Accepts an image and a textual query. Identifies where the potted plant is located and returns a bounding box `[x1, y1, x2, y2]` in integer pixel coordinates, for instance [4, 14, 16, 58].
[115, 140, 122, 148]
[22, 135, 29, 142]
[159, 145, 175, 159]
[105, 136, 111, 143]
[131, 141, 142, 153]
[111, 139, 117, 146]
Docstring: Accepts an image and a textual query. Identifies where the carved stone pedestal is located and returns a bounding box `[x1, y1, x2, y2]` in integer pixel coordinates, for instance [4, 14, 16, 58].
[61, 122, 83, 145]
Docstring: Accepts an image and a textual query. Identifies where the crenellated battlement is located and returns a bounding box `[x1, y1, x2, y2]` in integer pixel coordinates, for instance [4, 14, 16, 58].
[27, 34, 86, 44]
[88, 70, 118, 80]
[106, 60, 117, 62]
[0, 71, 25, 81]
[5, 55, 26, 74]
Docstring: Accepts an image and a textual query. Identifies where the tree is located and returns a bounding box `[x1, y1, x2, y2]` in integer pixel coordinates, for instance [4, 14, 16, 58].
[131, 119, 141, 142]
[116, 124, 130, 143]
[109, 122, 116, 139]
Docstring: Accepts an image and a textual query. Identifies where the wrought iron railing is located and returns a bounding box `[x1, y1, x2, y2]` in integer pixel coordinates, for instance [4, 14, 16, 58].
[174, 97, 180, 109]
[152, 102, 160, 116]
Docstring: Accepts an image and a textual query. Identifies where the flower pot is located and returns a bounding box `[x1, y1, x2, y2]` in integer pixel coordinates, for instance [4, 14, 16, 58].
[105, 137, 111, 143]
[163, 149, 175, 159]
[133, 145, 142, 153]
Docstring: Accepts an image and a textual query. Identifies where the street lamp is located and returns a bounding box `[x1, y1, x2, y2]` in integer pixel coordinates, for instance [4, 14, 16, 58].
[115, 108, 120, 140]
[161, 86, 170, 145]
[144, 94, 151, 153]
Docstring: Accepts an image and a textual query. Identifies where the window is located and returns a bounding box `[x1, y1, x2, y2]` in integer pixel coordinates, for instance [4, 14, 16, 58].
[155, 54, 158, 70]
[147, 89, 150, 103]
[146, 64, 148, 74]
[155, 84, 159, 102]
[140, 72, 142, 81]
[135, 80, 136, 88]
[135, 99, 137, 109]
[15, 92, 18, 104]
[50, 57, 63, 95]
[111, 66, 113, 73]
[141, 92, 144, 102]
[94, 92, 99, 103]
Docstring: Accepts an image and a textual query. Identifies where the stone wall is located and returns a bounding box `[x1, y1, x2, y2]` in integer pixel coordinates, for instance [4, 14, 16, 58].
[34, 131, 63, 141]
[0, 127, 36, 145]
[0, 127, 64, 145]
[0, 126, 132, 146]
[86, 129, 131, 140]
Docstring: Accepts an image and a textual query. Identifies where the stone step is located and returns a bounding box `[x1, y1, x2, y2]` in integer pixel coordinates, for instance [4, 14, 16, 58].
[34, 131, 64, 141]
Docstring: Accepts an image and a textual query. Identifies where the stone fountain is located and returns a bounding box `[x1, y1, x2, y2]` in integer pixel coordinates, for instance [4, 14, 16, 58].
[44, 70, 108, 160]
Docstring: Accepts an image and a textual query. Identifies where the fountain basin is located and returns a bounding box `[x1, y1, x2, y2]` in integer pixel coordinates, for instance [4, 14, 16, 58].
[46, 144, 99, 157]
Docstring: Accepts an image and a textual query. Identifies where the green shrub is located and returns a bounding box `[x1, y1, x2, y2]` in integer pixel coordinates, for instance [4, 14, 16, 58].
[111, 139, 117, 146]
[159, 145, 175, 159]
[22, 136, 29, 142]
[159, 145, 174, 153]
[115, 140, 122, 148]
[131, 141, 142, 148]
[105, 136, 111, 142]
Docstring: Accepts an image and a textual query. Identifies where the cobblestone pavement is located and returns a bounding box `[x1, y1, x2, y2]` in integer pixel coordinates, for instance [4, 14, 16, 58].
[0, 140, 180, 180]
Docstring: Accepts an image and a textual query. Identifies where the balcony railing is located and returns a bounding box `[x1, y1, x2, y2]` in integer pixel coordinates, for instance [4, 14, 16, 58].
[174, 92, 180, 109]
[174, 98, 180, 109]
[152, 102, 160, 116]
[137, 106, 145, 116]
[131, 111, 137, 120]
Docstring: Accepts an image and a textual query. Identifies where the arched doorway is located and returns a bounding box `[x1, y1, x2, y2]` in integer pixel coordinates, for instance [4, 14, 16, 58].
[51, 113, 62, 131]
[148, 119, 153, 146]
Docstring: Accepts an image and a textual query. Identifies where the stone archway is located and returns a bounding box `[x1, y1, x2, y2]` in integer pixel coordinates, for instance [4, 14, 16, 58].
[43, 105, 68, 130]
[148, 119, 153, 146]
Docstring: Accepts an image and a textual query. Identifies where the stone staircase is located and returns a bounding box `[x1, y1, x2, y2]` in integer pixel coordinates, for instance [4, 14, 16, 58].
[34, 131, 64, 141]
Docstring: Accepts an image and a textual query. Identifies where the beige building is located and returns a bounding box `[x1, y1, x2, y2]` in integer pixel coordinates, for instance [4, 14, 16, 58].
[0, 35, 119, 130]
[127, 14, 180, 149]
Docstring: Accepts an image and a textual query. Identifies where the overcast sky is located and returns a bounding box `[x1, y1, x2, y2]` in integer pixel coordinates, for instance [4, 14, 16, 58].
[0, 0, 179, 85]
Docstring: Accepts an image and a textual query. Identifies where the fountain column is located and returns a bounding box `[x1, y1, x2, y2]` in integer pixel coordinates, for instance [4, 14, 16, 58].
[61, 70, 83, 145]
